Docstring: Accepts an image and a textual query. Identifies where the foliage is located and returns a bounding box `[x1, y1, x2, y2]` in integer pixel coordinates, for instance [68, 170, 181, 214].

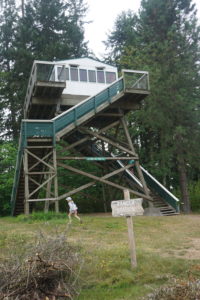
[0, 0, 89, 140]
[105, 0, 200, 212]
[0, 142, 17, 216]
[189, 181, 200, 212]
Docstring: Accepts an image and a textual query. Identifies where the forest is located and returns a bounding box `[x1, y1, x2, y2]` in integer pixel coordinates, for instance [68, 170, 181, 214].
[0, 0, 200, 216]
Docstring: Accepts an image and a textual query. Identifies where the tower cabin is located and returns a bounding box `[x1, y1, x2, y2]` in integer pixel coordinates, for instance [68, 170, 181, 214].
[24, 58, 118, 119]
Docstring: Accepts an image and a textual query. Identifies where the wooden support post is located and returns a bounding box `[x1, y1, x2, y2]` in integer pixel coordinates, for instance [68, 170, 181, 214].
[53, 148, 59, 213]
[124, 189, 137, 268]
[24, 150, 30, 215]
[44, 176, 51, 213]
[120, 116, 150, 200]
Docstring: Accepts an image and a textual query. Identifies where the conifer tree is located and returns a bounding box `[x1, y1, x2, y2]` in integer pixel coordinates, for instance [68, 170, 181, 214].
[0, 0, 89, 140]
[105, 0, 200, 213]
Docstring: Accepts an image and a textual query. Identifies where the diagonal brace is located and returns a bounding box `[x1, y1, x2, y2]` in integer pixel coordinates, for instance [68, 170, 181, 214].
[57, 162, 152, 201]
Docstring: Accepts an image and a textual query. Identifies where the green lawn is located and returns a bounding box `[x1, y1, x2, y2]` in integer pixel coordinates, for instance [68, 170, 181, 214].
[1, 214, 200, 299]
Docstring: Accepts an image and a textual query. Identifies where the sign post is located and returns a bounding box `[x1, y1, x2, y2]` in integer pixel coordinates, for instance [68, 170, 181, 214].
[124, 189, 137, 269]
[111, 189, 144, 268]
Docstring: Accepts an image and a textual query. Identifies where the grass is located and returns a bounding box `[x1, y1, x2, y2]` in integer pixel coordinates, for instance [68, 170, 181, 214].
[1, 214, 200, 299]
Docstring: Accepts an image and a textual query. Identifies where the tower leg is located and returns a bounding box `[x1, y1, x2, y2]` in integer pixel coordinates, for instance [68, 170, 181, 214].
[120, 115, 150, 199]
[53, 148, 59, 213]
[24, 150, 30, 215]
[44, 176, 51, 213]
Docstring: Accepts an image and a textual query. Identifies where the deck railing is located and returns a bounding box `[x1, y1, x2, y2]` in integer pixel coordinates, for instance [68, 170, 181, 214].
[23, 61, 65, 118]
[122, 69, 150, 91]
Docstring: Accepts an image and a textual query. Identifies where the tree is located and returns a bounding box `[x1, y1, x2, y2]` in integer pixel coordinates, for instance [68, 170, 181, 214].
[0, 142, 17, 215]
[0, 0, 89, 140]
[105, 0, 200, 213]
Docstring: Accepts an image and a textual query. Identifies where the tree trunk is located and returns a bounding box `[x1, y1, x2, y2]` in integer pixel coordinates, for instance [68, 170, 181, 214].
[178, 157, 190, 213]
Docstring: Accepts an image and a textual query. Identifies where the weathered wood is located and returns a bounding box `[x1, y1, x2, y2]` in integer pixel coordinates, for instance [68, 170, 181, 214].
[57, 163, 135, 200]
[28, 174, 56, 198]
[26, 149, 54, 171]
[24, 151, 30, 215]
[27, 146, 53, 149]
[58, 120, 120, 154]
[29, 151, 53, 171]
[53, 148, 59, 213]
[36, 81, 66, 88]
[57, 162, 152, 200]
[28, 198, 57, 202]
[28, 171, 55, 175]
[124, 189, 137, 268]
[29, 176, 54, 197]
[80, 128, 137, 157]
[97, 113, 123, 117]
[120, 116, 151, 199]
[44, 176, 51, 213]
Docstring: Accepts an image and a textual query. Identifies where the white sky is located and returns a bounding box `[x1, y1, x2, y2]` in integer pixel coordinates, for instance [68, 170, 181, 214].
[84, 0, 200, 58]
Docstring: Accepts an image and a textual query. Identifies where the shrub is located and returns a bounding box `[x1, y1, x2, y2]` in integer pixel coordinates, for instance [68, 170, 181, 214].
[143, 278, 200, 300]
[0, 230, 83, 299]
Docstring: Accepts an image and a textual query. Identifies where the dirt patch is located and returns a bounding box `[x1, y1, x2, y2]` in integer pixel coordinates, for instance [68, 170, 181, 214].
[180, 238, 200, 260]
[159, 238, 200, 260]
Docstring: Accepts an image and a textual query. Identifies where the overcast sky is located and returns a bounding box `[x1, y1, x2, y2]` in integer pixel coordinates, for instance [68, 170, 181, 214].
[84, 0, 200, 58]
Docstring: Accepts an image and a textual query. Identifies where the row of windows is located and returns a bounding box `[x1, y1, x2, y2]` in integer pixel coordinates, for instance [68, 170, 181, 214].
[56, 67, 117, 84]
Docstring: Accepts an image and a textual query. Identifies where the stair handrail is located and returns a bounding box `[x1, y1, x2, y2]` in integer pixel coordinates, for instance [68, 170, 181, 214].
[141, 167, 180, 208]
[52, 76, 124, 136]
[11, 123, 24, 215]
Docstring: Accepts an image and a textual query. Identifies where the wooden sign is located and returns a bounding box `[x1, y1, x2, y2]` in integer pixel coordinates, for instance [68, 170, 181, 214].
[111, 190, 144, 269]
[111, 198, 144, 217]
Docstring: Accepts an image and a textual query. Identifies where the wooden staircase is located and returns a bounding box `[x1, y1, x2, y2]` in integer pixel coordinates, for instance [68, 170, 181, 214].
[151, 192, 179, 216]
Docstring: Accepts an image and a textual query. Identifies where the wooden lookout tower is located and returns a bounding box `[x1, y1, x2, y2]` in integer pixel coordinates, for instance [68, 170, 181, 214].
[11, 58, 179, 216]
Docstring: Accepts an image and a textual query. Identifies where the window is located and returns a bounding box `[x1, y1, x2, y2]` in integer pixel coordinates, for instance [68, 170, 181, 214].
[80, 69, 87, 82]
[57, 67, 69, 80]
[97, 70, 105, 83]
[106, 72, 116, 84]
[88, 70, 96, 82]
[70, 67, 78, 81]
[50, 70, 55, 81]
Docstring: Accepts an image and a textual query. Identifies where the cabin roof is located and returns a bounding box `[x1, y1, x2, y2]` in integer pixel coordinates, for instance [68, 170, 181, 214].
[55, 57, 117, 70]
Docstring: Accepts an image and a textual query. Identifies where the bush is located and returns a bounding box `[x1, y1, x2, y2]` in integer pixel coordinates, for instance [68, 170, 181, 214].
[143, 278, 200, 300]
[0, 230, 83, 299]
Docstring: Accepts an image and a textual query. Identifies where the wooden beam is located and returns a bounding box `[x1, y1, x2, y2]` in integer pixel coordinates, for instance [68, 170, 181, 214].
[53, 148, 59, 213]
[58, 120, 120, 154]
[120, 115, 151, 199]
[29, 151, 53, 171]
[26, 149, 54, 171]
[28, 174, 56, 198]
[28, 171, 55, 175]
[28, 198, 57, 202]
[24, 151, 30, 215]
[97, 113, 123, 117]
[26, 146, 53, 149]
[80, 128, 137, 157]
[57, 163, 135, 200]
[29, 176, 54, 197]
[57, 162, 152, 200]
